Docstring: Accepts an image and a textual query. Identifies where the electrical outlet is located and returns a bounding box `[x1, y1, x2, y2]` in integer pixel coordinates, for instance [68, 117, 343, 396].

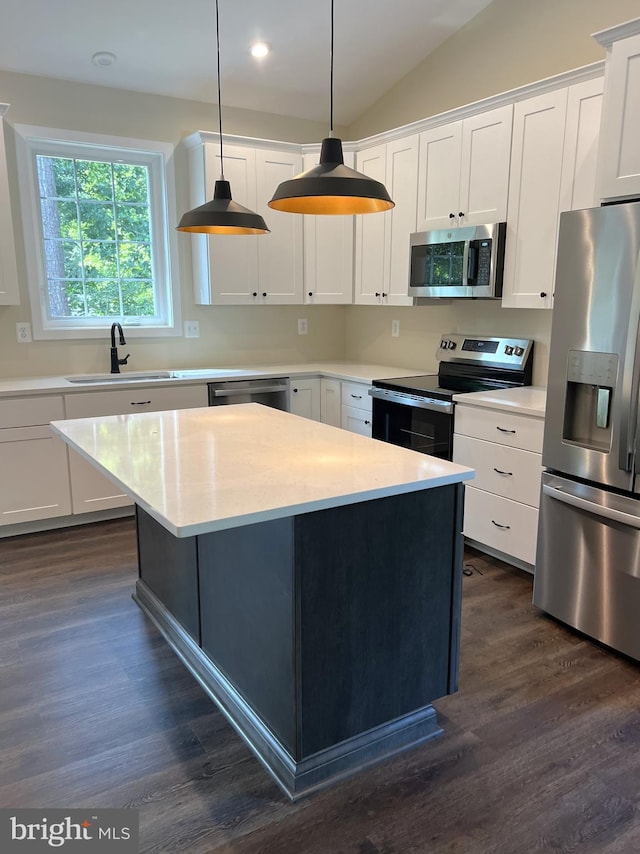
[391, 319, 400, 338]
[298, 318, 308, 335]
[183, 320, 200, 338]
[16, 322, 32, 343]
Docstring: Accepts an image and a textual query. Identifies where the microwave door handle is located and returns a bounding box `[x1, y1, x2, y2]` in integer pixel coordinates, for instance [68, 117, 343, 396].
[462, 241, 470, 286]
[619, 250, 640, 473]
[467, 244, 478, 284]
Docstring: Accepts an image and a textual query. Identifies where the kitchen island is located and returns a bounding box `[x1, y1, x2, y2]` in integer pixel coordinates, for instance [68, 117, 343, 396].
[51, 404, 473, 799]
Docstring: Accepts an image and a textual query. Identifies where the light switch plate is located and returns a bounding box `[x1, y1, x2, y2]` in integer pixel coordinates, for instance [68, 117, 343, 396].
[391, 320, 400, 338]
[298, 318, 308, 335]
[183, 320, 200, 338]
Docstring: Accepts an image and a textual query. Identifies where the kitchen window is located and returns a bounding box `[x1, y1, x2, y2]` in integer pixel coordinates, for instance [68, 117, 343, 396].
[15, 125, 181, 339]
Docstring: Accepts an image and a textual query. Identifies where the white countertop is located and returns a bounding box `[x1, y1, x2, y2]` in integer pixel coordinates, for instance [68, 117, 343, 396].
[0, 361, 425, 398]
[453, 386, 546, 417]
[51, 404, 473, 538]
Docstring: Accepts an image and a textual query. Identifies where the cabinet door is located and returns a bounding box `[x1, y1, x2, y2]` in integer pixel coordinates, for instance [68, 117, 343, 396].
[597, 33, 640, 201]
[289, 378, 321, 421]
[384, 136, 418, 306]
[342, 405, 372, 436]
[0, 111, 19, 305]
[320, 378, 342, 427]
[416, 121, 462, 231]
[0, 428, 71, 524]
[502, 89, 568, 309]
[255, 149, 303, 304]
[354, 144, 389, 304]
[559, 77, 603, 213]
[303, 152, 354, 305]
[197, 143, 260, 305]
[459, 104, 513, 226]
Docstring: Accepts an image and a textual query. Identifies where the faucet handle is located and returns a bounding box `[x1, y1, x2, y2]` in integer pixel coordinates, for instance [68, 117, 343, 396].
[119, 354, 130, 366]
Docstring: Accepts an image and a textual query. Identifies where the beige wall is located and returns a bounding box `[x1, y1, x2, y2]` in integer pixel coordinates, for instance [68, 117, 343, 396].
[347, 0, 640, 140]
[0, 71, 347, 378]
[0, 0, 637, 381]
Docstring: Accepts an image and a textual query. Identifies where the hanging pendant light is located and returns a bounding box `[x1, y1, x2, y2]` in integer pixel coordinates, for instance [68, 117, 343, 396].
[268, 0, 394, 215]
[177, 0, 269, 234]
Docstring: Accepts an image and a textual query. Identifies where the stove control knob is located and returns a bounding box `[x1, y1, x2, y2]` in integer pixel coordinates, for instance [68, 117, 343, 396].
[440, 339, 448, 349]
[504, 345, 514, 355]
[447, 340, 457, 350]
[514, 346, 524, 356]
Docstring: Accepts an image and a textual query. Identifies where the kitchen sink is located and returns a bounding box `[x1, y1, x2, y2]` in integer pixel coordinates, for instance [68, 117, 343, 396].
[65, 371, 173, 384]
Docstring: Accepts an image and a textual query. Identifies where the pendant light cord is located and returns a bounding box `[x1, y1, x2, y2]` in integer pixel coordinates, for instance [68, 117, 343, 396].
[329, 0, 334, 137]
[215, 0, 224, 179]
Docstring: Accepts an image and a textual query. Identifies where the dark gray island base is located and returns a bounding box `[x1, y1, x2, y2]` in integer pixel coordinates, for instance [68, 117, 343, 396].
[133, 484, 465, 800]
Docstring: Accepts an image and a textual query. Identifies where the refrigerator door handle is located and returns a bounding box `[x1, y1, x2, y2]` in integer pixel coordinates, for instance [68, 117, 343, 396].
[619, 251, 640, 473]
[542, 483, 640, 530]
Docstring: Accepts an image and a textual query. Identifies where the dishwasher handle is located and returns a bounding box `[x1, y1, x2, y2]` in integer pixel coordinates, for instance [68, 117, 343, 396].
[211, 383, 289, 398]
[542, 482, 640, 530]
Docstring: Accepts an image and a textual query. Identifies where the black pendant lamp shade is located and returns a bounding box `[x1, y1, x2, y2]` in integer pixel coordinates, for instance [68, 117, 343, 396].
[177, 1, 269, 235]
[177, 180, 268, 234]
[268, 1, 394, 216]
[268, 137, 393, 215]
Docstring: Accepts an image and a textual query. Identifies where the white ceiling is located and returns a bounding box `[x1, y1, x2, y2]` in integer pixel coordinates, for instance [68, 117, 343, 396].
[0, 0, 494, 126]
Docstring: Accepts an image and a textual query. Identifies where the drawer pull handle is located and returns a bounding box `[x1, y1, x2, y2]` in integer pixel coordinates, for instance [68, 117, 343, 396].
[130, 401, 152, 406]
[491, 520, 511, 530]
[496, 426, 516, 433]
[493, 467, 513, 476]
[351, 394, 362, 399]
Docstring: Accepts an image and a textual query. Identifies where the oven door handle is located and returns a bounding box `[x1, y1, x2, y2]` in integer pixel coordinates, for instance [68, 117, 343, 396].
[368, 387, 453, 414]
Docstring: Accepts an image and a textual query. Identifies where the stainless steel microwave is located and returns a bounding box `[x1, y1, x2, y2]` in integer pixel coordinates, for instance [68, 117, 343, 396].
[408, 222, 506, 300]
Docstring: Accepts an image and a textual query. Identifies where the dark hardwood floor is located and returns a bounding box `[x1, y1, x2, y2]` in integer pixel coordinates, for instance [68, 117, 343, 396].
[1, 518, 640, 853]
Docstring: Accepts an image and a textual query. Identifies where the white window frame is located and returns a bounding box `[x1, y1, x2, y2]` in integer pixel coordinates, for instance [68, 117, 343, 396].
[14, 124, 182, 339]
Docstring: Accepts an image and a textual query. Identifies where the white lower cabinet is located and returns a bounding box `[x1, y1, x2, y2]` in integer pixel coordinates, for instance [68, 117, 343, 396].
[288, 378, 321, 421]
[453, 403, 544, 569]
[320, 378, 342, 427]
[64, 384, 208, 514]
[0, 396, 71, 525]
[341, 381, 372, 436]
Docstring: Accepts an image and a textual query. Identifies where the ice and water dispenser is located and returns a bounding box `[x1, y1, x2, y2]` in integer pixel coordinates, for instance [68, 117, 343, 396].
[562, 350, 618, 452]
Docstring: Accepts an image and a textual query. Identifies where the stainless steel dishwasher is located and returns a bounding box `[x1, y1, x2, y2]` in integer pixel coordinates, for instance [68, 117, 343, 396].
[207, 377, 289, 410]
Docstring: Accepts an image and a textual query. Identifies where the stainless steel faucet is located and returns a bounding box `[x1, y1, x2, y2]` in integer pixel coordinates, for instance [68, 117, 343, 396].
[110, 323, 130, 374]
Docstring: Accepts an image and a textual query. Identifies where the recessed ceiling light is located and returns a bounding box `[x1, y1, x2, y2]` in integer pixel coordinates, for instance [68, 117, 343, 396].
[250, 42, 270, 59]
[92, 51, 117, 68]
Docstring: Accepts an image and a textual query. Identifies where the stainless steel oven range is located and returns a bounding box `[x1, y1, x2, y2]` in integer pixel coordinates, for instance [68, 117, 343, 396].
[370, 334, 534, 460]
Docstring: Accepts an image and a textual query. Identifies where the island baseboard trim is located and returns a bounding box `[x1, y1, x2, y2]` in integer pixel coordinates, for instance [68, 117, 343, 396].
[134, 580, 443, 800]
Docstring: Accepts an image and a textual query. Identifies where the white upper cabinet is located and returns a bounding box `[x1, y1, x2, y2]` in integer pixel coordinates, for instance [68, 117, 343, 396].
[417, 105, 513, 232]
[302, 150, 354, 304]
[354, 136, 417, 306]
[594, 21, 640, 202]
[0, 105, 20, 305]
[559, 77, 603, 213]
[502, 89, 568, 310]
[185, 134, 302, 305]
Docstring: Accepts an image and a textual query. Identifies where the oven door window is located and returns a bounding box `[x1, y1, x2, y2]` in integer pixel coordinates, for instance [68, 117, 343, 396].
[373, 398, 453, 459]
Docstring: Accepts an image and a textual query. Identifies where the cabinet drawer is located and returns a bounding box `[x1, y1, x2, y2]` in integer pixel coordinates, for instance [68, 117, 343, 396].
[342, 405, 372, 436]
[455, 404, 543, 452]
[341, 382, 372, 412]
[453, 434, 542, 507]
[0, 395, 64, 428]
[64, 384, 208, 418]
[464, 485, 538, 565]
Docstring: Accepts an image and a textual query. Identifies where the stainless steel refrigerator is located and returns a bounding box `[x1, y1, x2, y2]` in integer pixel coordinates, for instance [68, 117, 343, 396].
[534, 201, 640, 661]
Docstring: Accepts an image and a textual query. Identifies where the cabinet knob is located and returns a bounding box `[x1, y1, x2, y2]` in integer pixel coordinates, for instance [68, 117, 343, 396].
[308, 292, 313, 297]
[540, 292, 547, 298]
[375, 292, 381, 297]
[364, 420, 371, 426]
[252, 292, 258, 297]
[382, 292, 388, 298]
[292, 388, 298, 393]
[458, 211, 465, 218]
[262, 292, 267, 297]
[449, 212, 455, 219]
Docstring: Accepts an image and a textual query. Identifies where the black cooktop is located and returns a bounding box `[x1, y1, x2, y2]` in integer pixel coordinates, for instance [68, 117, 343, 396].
[372, 373, 510, 399]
